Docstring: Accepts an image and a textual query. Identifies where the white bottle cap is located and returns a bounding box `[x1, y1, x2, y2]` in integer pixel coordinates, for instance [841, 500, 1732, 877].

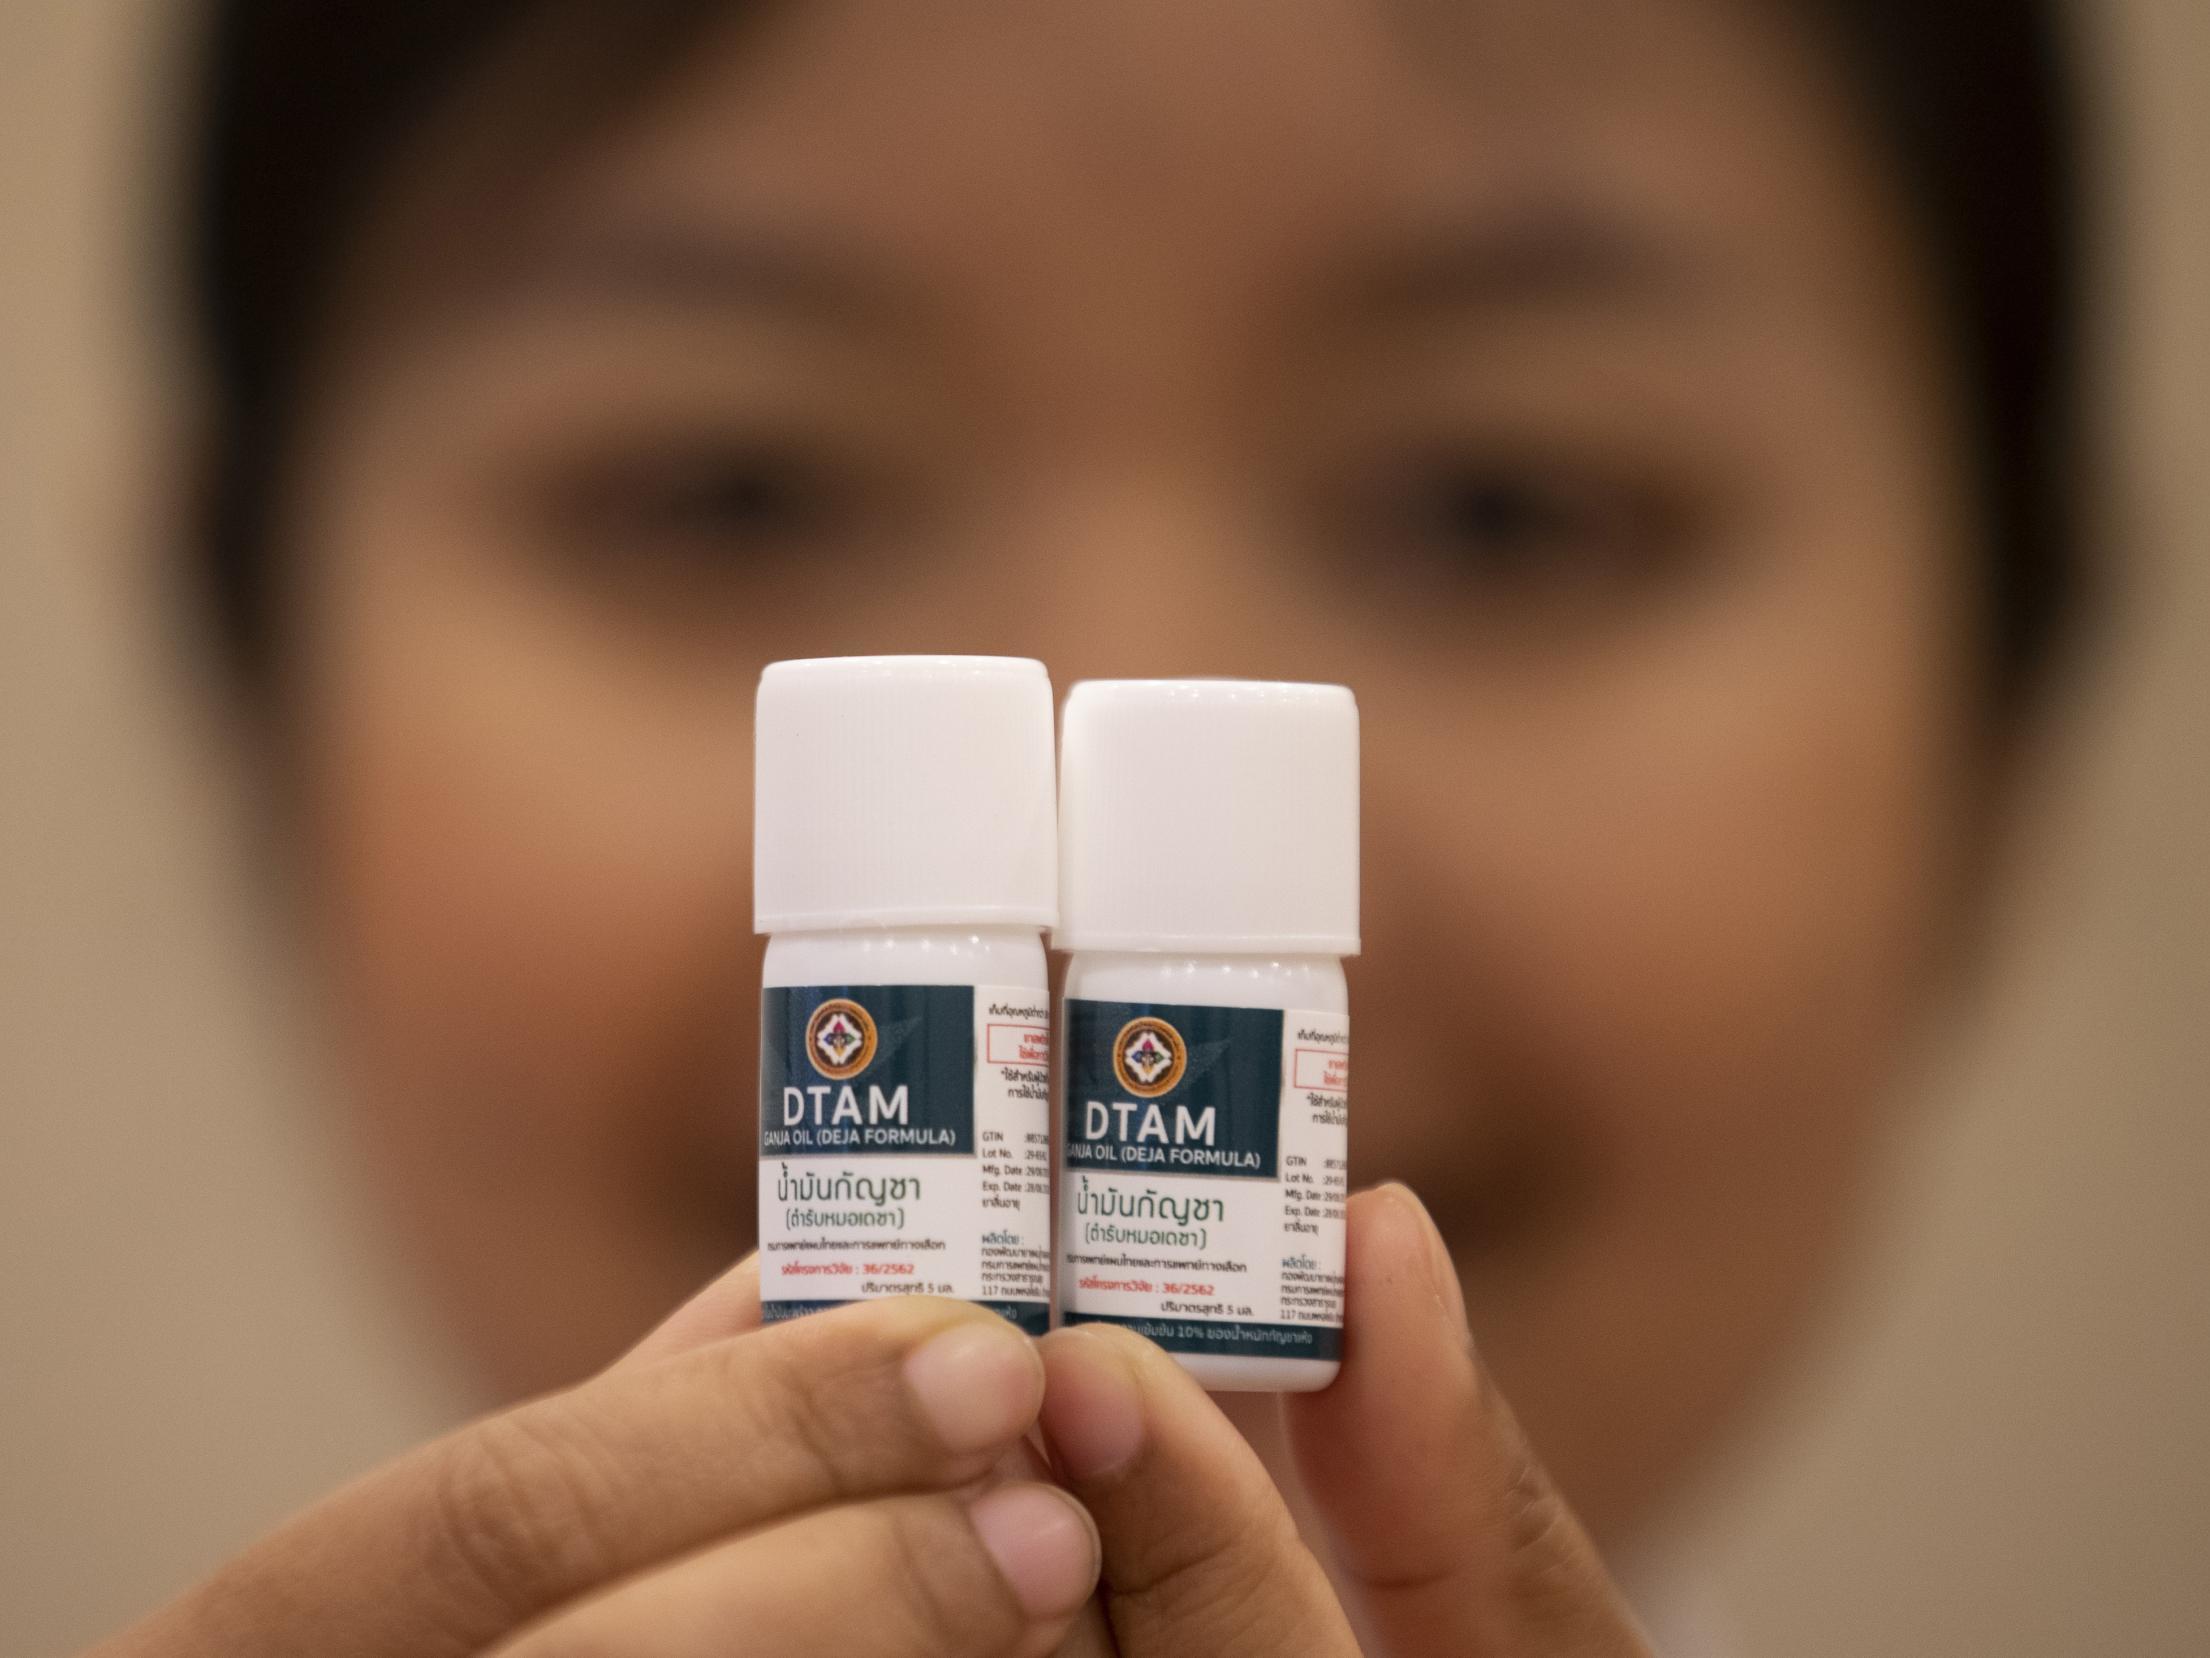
[754, 656, 1057, 933]
[1056, 679, 1359, 956]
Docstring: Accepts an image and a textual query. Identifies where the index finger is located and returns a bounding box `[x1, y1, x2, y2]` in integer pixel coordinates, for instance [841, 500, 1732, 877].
[106, 1297, 1047, 1658]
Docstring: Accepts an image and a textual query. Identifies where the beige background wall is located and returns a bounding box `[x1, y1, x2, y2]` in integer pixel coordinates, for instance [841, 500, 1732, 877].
[3, 2, 2204, 1653]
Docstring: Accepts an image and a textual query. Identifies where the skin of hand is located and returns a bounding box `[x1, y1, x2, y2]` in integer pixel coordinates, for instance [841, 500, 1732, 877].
[1036, 1184, 1653, 1657]
[85, 1277, 1100, 1658]
[86, 1184, 1641, 1657]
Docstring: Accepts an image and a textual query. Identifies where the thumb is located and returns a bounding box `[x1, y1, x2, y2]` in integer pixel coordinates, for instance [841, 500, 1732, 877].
[1285, 1184, 1651, 1657]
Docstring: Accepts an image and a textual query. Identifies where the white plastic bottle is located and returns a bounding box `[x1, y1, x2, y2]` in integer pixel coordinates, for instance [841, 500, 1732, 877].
[754, 656, 1058, 1333]
[1055, 679, 1358, 1391]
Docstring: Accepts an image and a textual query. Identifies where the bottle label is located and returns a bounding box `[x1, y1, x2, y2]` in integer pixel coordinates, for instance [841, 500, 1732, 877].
[760, 984, 1052, 1333]
[1059, 998, 1349, 1362]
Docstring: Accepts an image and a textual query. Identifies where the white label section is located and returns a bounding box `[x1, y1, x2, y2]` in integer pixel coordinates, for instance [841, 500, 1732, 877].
[1061, 1008, 1348, 1337]
[760, 986, 1053, 1314]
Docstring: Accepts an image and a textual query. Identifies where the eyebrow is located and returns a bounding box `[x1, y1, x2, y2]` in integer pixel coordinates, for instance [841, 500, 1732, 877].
[503, 221, 917, 332]
[1333, 211, 1708, 322]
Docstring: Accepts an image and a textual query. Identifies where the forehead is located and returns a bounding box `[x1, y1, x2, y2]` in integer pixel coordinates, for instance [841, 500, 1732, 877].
[523, 0, 1900, 320]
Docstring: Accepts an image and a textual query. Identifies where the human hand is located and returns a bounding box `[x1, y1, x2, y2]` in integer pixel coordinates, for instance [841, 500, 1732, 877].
[89, 1262, 1098, 1658]
[1035, 1184, 1653, 1657]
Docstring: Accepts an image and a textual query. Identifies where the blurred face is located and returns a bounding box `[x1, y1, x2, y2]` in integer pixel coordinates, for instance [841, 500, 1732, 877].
[275, 0, 1981, 1544]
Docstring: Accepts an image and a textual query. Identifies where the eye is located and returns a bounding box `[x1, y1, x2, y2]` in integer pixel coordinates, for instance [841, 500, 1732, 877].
[543, 439, 864, 569]
[1348, 454, 1693, 599]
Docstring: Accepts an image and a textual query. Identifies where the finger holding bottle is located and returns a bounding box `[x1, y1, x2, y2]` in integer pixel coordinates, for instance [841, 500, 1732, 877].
[92, 1290, 1057, 1658]
[1033, 1185, 1653, 1658]
[1035, 1319, 1364, 1658]
[483, 1482, 1098, 1658]
[1285, 1185, 1652, 1657]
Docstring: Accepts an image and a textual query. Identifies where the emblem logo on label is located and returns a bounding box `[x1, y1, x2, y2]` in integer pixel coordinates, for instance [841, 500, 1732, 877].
[805, 998, 878, 1079]
[1112, 1016, 1187, 1098]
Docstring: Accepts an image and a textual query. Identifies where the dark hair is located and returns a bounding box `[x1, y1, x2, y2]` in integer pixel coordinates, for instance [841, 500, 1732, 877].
[183, 0, 2086, 716]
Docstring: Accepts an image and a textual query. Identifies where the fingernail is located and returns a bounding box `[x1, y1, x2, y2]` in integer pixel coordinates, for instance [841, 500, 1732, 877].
[1393, 1182, 1470, 1340]
[905, 1321, 1045, 1454]
[1039, 1330, 1146, 1481]
[968, 1484, 1100, 1619]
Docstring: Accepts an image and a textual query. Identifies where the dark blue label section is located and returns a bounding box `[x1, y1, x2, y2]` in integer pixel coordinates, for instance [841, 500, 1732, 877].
[762, 985, 973, 1157]
[1064, 1310, 1341, 1361]
[1063, 999, 1281, 1180]
[764, 1298, 1050, 1336]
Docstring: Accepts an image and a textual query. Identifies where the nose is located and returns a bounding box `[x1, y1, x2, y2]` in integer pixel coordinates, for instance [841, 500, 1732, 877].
[1011, 472, 1315, 689]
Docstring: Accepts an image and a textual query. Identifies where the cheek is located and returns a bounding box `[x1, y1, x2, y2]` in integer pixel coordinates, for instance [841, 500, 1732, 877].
[1355, 571, 1975, 1221]
[1345, 548, 1976, 1540]
[292, 489, 768, 1385]
[315, 660, 757, 1142]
